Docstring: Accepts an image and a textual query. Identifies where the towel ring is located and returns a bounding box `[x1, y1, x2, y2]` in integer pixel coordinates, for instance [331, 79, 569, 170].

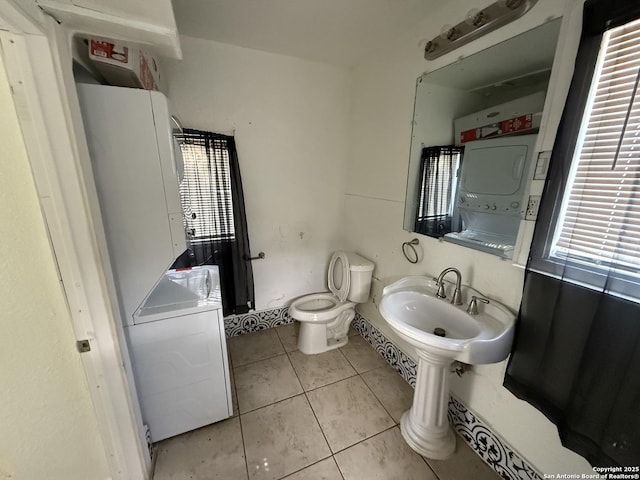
[402, 238, 420, 264]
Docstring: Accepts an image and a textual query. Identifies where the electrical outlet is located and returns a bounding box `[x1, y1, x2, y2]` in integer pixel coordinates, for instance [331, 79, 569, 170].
[525, 195, 541, 220]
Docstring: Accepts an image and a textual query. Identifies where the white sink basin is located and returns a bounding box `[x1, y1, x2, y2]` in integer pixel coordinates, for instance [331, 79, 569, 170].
[378, 275, 517, 459]
[379, 276, 515, 364]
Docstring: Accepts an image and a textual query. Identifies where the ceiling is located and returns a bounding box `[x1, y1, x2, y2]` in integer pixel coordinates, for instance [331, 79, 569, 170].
[171, 0, 442, 67]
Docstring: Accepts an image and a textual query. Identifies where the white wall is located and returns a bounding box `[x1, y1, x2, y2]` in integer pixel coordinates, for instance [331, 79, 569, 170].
[161, 1, 593, 475]
[346, 0, 593, 476]
[0, 52, 110, 480]
[163, 37, 351, 310]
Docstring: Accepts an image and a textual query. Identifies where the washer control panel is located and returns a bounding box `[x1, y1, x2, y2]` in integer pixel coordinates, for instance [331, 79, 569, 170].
[458, 193, 521, 215]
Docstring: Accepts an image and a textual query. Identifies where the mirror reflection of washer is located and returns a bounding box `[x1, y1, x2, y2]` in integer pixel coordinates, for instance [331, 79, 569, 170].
[444, 134, 538, 259]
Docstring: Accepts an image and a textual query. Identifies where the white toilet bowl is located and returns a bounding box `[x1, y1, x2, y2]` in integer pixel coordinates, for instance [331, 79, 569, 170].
[288, 251, 374, 355]
[289, 293, 356, 353]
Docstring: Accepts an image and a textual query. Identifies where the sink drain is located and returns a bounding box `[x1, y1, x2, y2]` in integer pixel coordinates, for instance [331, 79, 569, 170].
[433, 327, 446, 337]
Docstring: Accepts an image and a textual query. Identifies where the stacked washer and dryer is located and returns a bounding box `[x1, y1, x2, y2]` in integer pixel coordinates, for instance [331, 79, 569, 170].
[77, 84, 232, 443]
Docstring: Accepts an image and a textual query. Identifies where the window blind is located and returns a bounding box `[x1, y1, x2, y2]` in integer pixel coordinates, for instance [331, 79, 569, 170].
[416, 146, 462, 219]
[414, 146, 463, 238]
[551, 18, 640, 272]
[176, 134, 236, 242]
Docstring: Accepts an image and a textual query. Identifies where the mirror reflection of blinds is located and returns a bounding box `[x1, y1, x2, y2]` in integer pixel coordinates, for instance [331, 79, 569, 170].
[177, 134, 236, 242]
[551, 19, 640, 272]
[416, 146, 463, 220]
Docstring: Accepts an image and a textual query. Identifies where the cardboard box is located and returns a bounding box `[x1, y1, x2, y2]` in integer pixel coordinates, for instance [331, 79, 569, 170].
[460, 114, 533, 143]
[454, 91, 545, 145]
[89, 39, 162, 92]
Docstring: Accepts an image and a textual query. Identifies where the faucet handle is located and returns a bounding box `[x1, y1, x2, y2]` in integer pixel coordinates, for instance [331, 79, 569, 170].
[466, 296, 489, 315]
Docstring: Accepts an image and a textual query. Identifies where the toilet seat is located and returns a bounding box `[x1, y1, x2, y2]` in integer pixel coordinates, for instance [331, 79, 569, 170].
[288, 292, 355, 323]
[328, 251, 350, 301]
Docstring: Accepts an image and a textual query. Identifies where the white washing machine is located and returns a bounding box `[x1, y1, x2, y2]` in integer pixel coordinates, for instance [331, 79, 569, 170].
[125, 265, 232, 442]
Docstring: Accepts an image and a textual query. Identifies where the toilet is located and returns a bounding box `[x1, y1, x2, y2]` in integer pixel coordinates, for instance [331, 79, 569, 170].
[289, 251, 374, 354]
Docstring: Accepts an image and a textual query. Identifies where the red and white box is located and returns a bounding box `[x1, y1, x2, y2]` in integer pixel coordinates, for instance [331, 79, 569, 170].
[89, 39, 163, 92]
[454, 91, 545, 144]
[460, 114, 533, 143]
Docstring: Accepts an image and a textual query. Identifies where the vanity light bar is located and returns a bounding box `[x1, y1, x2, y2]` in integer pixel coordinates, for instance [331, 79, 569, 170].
[424, 0, 539, 61]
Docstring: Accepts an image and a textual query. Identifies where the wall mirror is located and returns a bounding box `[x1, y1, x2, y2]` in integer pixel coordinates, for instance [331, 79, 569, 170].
[403, 18, 562, 260]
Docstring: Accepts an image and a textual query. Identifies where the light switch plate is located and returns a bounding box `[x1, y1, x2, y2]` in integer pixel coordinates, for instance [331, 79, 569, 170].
[534, 151, 551, 179]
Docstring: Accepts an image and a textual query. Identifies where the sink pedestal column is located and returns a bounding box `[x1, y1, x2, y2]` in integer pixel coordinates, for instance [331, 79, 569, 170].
[400, 349, 456, 459]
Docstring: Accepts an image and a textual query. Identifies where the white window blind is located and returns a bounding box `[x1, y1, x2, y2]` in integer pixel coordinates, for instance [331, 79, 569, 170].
[178, 138, 236, 242]
[551, 18, 640, 273]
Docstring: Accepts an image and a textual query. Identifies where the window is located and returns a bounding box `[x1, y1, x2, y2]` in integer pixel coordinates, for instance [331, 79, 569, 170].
[176, 132, 236, 242]
[414, 145, 463, 238]
[545, 18, 640, 297]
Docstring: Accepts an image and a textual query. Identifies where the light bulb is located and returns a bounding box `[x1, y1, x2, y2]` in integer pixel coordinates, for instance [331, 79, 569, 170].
[424, 40, 438, 54]
[440, 24, 461, 42]
[465, 8, 488, 27]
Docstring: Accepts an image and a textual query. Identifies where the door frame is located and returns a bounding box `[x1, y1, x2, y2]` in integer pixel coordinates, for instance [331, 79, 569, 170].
[0, 3, 150, 479]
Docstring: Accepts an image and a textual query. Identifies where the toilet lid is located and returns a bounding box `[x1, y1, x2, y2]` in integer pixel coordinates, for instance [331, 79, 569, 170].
[328, 251, 350, 302]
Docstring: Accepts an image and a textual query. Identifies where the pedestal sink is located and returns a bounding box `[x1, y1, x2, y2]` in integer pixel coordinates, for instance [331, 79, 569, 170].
[378, 276, 515, 459]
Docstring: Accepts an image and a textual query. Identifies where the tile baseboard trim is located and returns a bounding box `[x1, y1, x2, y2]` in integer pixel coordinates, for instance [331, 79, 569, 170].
[352, 311, 542, 480]
[224, 306, 292, 337]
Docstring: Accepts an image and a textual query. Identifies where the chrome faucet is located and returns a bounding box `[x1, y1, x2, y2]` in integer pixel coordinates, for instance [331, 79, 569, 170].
[436, 267, 463, 305]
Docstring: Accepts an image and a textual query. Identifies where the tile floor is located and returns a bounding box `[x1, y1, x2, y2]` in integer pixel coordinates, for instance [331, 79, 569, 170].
[153, 324, 499, 480]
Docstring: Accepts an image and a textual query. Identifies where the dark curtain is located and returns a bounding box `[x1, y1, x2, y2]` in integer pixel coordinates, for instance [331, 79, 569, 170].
[173, 129, 255, 316]
[414, 145, 463, 238]
[504, 0, 640, 467]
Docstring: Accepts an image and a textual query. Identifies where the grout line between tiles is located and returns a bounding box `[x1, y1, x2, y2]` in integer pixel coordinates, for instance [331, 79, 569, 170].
[338, 343, 357, 369]
[237, 413, 250, 480]
[278, 457, 343, 480]
[285, 349, 335, 478]
[333, 456, 347, 480]
[232, 351, 290, 372]
[287, 347, 400, 457]
[420, 454, 443, 480]
[286, 351, 334, 452]
[329, 423, 398, 456]
[359, 367, 402, 428]
[282, 343, 399, 458]
[234, 329, 289, 480]
[237, 391, 304, 416]
[285, 349, 358, 393]
[295, 368, 359, 394]
[231, 350, 285, 369]
[304, 388, 336, 455]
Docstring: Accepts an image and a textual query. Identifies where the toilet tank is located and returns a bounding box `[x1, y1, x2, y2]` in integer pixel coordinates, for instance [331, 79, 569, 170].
[346, 252, 375, 303]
